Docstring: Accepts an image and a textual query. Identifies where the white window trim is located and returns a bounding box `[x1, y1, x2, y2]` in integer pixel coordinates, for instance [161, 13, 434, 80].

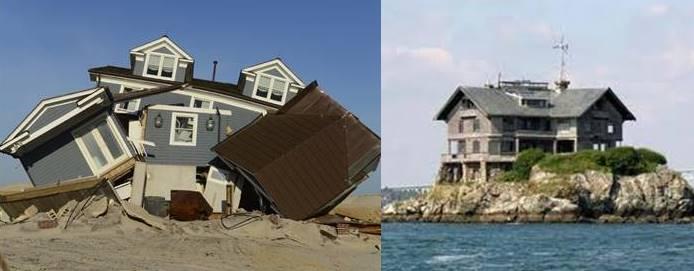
[117, 85, 142, 112]
[251, 73, 289, 105]
[189, 96, 214, 110]
[142, 52, 178, 80]
[72, 114, 131, 176]
[169, 112, 198, 147]
[607, 123, 614, 134]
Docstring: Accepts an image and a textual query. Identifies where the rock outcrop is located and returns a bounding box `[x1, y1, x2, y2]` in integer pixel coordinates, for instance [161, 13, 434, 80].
[383, 166, 694, 223]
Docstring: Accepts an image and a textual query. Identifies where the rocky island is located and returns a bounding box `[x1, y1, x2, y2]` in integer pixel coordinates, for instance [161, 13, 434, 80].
[383, 147, 694, 223]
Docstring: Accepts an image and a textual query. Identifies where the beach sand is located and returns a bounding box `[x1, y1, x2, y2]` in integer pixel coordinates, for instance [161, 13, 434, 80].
[0, 202, 380, 271]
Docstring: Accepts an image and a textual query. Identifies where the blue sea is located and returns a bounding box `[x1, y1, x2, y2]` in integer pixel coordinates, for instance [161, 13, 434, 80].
[383, 223, 694, 270]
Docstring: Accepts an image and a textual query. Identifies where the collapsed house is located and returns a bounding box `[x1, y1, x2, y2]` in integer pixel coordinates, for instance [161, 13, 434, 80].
[0, 36, 380, 221]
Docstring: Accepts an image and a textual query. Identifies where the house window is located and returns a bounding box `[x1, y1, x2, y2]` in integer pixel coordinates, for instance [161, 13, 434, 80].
[191, 98, 213, 109]
[254, 75, 288, 104]
[473, 118, 480, 132]
[502, 118, 514, 132]
[458, 140, 466, 154]
[607, 123, 614, 134]
[458, 119, 464, 133]
[117, 87, 141, 112]
[501, 140, 515, 153]
[472, 140, 480, 153]
[170, 113, 198, 146]
[145, 54, 176, 79]
[73, 116, 127, 174]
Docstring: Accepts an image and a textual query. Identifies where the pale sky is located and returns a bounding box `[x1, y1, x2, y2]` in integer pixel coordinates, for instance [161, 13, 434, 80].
[382, 0, 694, 187]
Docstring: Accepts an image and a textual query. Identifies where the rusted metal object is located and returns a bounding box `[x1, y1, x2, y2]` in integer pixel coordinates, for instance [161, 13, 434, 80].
[213, 82, 381, 220]
[38, 219, 58, 229]
[169, 190, 212, 221]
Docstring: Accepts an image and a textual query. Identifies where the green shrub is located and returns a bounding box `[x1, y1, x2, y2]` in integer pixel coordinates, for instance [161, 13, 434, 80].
[537, 150, 608, 174]
[637, 148, 667, 166]
[603, 147, 644, 175]
[500, 149, 546, 182]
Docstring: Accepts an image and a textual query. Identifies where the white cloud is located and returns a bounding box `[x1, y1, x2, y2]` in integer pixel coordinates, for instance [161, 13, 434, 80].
[646, 3, 670, 16]
[393, 46, 454, 67]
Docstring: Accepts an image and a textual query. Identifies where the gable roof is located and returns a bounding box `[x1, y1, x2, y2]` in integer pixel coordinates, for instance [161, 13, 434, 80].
[130, 35, 193, 62]
[1, 87, 112, 156]
[212, 82, 380, 220]
[242, 58, 305, 86]
[434, 86, 636, 121]
[1, 87, 101, 145]
[89, 66, 282, 109]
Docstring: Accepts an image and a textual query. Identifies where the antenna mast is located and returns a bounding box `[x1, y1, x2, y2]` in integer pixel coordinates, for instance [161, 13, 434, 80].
[553, 35, 569, 82]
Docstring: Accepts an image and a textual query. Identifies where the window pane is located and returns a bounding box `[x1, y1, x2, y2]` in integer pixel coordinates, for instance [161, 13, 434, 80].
[161, 57, 174, 78]
[193, 100, 211, 109]
[147, 55, 161, 75]
[82, 131, 108, 168]
[97, 121, 123, 159]
[255, 76, 271, 98]
[174, 116, 195, 143]
[270, 80, 286, 101]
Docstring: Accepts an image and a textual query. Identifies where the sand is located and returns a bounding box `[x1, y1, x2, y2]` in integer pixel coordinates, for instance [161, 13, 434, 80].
[0, 203, 380, 271]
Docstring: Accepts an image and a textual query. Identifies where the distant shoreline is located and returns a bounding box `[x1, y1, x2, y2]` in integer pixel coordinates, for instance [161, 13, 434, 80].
[382, 215, 694, 224]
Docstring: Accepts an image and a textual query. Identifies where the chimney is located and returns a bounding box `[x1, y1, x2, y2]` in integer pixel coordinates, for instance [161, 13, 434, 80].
[212, 60, 218, 81]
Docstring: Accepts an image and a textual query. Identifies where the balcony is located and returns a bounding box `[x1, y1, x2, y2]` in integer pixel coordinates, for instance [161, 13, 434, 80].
[441, 152, 517, 163]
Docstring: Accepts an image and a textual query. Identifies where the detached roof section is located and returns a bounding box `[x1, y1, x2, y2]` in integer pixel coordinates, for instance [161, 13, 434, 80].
[213, 82, 380, 220]
[435, 86, 636, 121]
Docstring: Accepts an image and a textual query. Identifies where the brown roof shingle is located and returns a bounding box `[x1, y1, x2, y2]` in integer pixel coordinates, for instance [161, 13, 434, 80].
[212, 82, 380, 220]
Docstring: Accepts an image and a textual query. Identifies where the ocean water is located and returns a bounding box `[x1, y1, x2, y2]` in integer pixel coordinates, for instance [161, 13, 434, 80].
[383, 223, 694, 271]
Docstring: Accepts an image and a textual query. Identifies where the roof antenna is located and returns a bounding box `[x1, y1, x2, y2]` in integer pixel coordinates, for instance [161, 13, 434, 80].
[497, 72, 502, 88]
[553, 35, 570, 91]
[212, 60, 218, 81]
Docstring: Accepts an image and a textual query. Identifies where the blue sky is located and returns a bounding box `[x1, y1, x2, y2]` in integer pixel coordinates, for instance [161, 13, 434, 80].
[0, 1, 381, 193]
[383, 0, 694, 187]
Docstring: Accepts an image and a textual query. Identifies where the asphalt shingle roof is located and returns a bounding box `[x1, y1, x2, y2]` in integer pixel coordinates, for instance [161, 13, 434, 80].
[435, 86, 636, 121]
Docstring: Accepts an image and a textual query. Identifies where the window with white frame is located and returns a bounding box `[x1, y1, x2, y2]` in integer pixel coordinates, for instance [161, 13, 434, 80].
[191, 98, 213, 109]
[170, 113, 198, 146]
[607, 122, 614, 134]
[117, 87, 141, 112]
[145, 53, 176, 79]
[73, 117, 127, 174]
[254, 74, 288, 103]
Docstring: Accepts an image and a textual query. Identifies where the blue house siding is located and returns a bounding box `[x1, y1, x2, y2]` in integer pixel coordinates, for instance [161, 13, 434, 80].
[143, 109, 234, 165]
[26, 102, 78, 133]
[241, 76, 255, 97]
[139, 92, 189, 110]
[20, 132, 93, 186]
[133, 60, 145, 76]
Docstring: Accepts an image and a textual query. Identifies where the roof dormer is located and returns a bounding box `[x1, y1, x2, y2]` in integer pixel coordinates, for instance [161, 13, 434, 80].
[129, 36, 194, 82]
[239, 58, 304, 106]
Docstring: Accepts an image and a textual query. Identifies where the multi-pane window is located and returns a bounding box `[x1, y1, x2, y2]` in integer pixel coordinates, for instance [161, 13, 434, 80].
[118, 87, 141, 112]
[501, 140, 515, 153]
[73, 117, 126, 174]
[458, 140, 466, 154]
[502, 117, 515, 132]
[254, 75, 288, 103]
[472, 140, 480, 153]
[458, 119, 465, 133]
[473, 118, 480, 132]
[145, 54, 176, 79]
[192, 98, 213, 109]
[170, 113, 197, 146]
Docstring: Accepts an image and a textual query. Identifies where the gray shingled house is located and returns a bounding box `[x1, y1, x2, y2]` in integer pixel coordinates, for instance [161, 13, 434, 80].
[0, 36, 308, 215]
[435, 80, 636, 183]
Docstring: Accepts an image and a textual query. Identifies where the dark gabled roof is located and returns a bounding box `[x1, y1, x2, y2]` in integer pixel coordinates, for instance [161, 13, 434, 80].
[212, 82, 381, 220]
[89, 66, 281, 108]
[434, 86, 636, 121]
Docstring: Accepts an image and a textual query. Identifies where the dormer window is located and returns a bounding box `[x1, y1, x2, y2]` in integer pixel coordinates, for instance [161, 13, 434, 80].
[254, 74, 288, 104]
[521, 99, 547, 108]
[145, 54, 176, 79]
